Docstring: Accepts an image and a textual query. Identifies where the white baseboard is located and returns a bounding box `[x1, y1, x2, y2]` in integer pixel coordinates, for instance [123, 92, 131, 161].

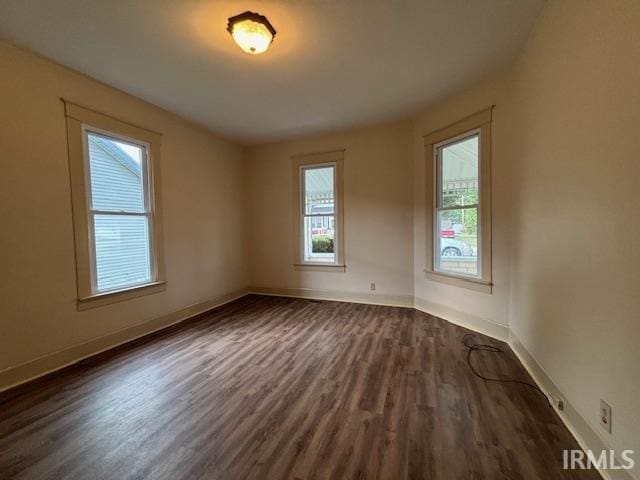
[250, 287, 508, 341]
[250, 286, 509, 341]
[251, 288, 634, 479]
[4, 287, 633, 480]
[2, 287, 499, 392]
[509, 332, 636, 480]
[0, 288, 250, 392]
[414, 295, 509, 341]
[249, 285, 415, 308]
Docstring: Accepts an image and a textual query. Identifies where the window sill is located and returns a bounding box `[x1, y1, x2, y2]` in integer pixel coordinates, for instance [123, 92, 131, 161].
[77, 281, 167, 311]
[423, 269, 492, 294]
[294, 263, 346, 273]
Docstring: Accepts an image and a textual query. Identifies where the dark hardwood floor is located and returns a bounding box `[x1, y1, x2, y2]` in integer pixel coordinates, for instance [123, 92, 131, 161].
[0, 295, 599, 480]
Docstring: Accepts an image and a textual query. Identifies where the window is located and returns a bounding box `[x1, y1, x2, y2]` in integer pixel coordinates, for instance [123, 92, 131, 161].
[302, 165, 336, 263]
[64, 101, 166, 309]
[292, 150, 345, 270]
[86, 131, 153, 291]
[435, 132, 479, 276]
[424, 108, 492, 292]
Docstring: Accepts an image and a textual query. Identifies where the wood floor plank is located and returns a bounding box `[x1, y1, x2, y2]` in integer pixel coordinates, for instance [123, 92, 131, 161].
[0, 295, 600, 480]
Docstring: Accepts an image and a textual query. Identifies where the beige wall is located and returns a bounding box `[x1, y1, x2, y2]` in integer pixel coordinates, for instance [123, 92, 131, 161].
[245, 0, 640, 463]
[409, 0, 640, 464]
[0, 41, 249, 386]
[508, 0, 640, 470]
[412, 71, 516, 333]
[2, 0, 639, 467]
[246, 122, 414, 301]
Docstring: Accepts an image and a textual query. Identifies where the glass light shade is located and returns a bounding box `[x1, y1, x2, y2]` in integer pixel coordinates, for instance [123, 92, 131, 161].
[230, 18, 274, 55]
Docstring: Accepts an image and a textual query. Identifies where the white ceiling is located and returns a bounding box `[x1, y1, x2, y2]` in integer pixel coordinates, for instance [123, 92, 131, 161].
[0, 0, 544, 145]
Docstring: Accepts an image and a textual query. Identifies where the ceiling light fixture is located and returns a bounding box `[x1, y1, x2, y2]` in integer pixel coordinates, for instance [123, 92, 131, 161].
[227, 11, 276, 55]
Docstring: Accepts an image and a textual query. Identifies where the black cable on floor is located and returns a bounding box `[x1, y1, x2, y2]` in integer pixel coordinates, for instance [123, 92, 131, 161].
[462, 333, 551, 407]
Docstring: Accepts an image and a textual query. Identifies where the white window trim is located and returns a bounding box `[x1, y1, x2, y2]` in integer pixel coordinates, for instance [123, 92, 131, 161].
[423, 107, 493, 293]
[292, 150, 345, 272]
[64, 100, 166, 310]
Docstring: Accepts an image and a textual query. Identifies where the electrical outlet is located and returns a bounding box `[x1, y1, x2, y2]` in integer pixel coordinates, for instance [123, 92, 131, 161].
[370, 283, 376, 291]
[556, 397, 564, 412]
[599, 400, 612, 433]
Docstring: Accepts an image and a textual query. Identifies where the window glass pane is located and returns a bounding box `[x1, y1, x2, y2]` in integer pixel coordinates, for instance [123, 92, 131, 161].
[88, 132, 145, 212]
[304, 166, 334, 215]
[437, 208, 478, 276]
[303, 215, 335, 263]
[440, 134, 478, 208]
[94, 214, 151, 291]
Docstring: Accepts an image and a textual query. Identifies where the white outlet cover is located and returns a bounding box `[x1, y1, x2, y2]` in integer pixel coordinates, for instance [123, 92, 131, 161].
[599, 399, 612, 433]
